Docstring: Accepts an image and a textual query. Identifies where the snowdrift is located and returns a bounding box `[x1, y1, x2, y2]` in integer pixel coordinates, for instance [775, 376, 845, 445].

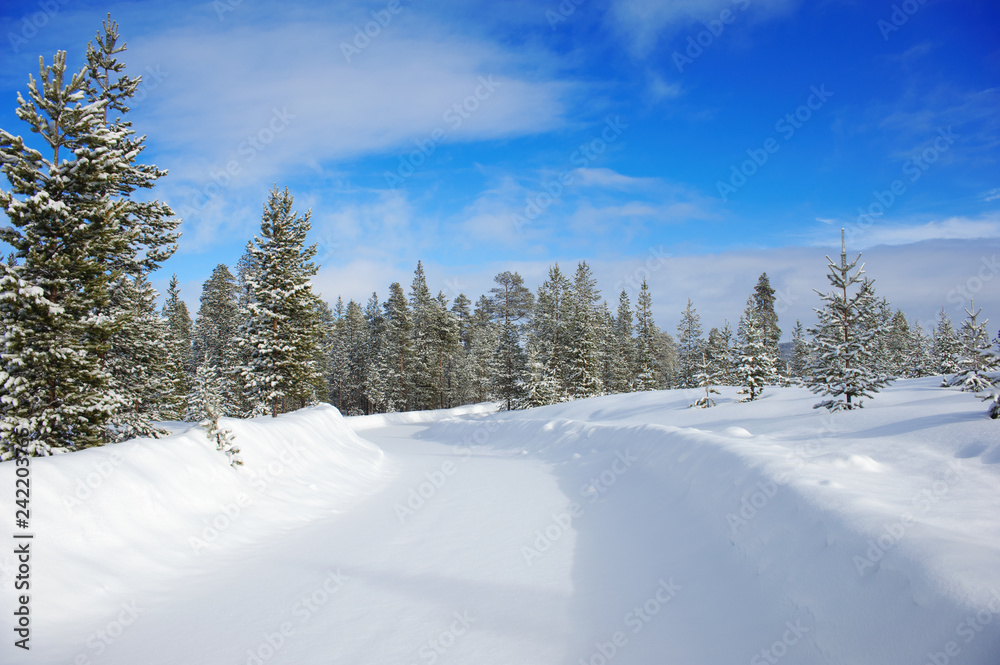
[0, 405, 388, 659]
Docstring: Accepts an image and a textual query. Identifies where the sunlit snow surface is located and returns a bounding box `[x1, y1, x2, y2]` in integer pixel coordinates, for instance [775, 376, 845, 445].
[2, 377, 999, 664]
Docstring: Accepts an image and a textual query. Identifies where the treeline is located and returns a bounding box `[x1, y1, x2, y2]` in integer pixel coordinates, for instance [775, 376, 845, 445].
[159, 225, 1000, 424]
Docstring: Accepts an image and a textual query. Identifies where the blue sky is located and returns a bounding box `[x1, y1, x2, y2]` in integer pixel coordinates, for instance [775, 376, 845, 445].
[1, 0, 998, 338]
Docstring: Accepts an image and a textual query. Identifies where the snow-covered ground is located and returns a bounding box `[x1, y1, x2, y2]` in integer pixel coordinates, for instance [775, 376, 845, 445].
[2, 378, 999, 664]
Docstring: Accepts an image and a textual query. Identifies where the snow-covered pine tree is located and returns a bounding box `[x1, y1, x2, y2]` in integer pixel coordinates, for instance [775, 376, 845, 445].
[736, 296, 776, 401]
[706, 322, 736, 387]
[633, 279, 658, 391]
[463, 296, 496, 403]
[335, 300, 371, 415]
[362, 292, 390, 413]
[105, 274, 170, 441]
[383, 282, 414, 412]
[886, 309, 912, 378]
[943, 301, 1000, 393]
[189, 361, 241, 466]
[932, 309, 963, 377]
[607, 290, 636, 394]
[566, 262, 604, 400]
[489, 271, 533, 410]
[408, 261, 439, 410]
[239, 186, 324, 418]
[676, 299, 704, 389]
[312, 299, 335, 406]
[906, 322, 936, 378]
[429, 292, 462, 409]
[805, 231, 891, 411]
[194, 264, 240, 412]
[689, 352, 720, 408]
[160, 274, 194, 419]
[0, 49, 120, 456]
[84, 15, 179, 279]
[652, 330, 679, 388]
[752, 273, 782, 370]
[788, 320, 810, 382]
[447, 293, 476, 406]
[518, 342, 560, 408]
[529, 264, 572, 400]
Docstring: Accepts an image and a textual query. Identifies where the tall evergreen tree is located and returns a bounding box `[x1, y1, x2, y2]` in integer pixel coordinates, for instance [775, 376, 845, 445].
[805, 232, 891, 411]
[676, 299, 704, 389]
[752, 272, 781, 370]
[608, 290, 636, 394]
[430, 292, 462, 409]
[238, 186, 323, 417]
[468, 295, 499, 404]
[706, 322, 736, 386]
[633, 279, 658, 391]
[737, 296, 776, 401]
[788, 320, 810, 382]
[529, 264, 573, 400]
[885, 309, 912, 378]
[566, 262, 604, 399]
[906, 323, 936, 378]
[408, 261, 439, 410]
[105, 274, 170, 440]
[933, 309, 963, 376]
[383, 282, 414, 412]
[489, 271, 533, 410]
[161, 275, 194, 419]
[0, 37, 122, 455]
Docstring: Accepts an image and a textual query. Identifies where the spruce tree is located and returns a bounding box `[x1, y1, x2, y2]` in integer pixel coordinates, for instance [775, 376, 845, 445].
[383, 282, 414, 412]
[530, 264, 572, 399]
[706, 322, 736, 386]
[805, 231, 891, 411]
[633, 279, 658, 391]
[943, 301, 999, 393]
[362, 292, 390, 413]
[194, 264, 240, 412]
[468, 296, 499, 403]
[933, 309, 963, 376]
[608, 290, 636, 394]
[737, 296, 776, 401]
[0, 48, 120, 455]
[752, 272, 781, 367]
[489, 271, 533, 410]
[409, 261, 438, 410]
[161, 275, 194, 419]
[789, 320, 810, 382]
[907, 323, 936, 378]
[886, 309, 912, 378]
[238, 186, 323, 417]
[566, 262, 604, 399]
[676, 299, 704, 389]
[689, 352, 720, 408]
[429, 292, 462, 409]
[104, 274, 170, 441]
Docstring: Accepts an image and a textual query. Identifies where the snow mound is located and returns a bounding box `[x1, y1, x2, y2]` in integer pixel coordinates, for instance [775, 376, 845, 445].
[0, 404, 389, 641]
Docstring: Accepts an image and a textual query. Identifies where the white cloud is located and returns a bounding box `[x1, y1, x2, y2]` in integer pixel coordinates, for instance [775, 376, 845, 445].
[852, 214, 1000, 248]
[606, 0, 798, 57]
